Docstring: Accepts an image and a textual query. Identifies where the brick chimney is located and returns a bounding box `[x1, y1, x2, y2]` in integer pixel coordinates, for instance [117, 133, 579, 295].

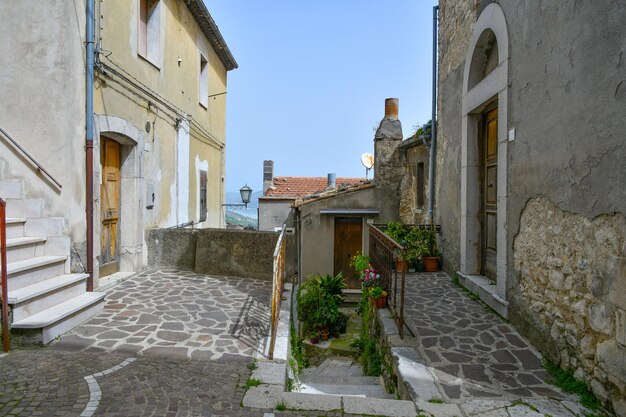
[263, 160, 274, 195]
[374, 98, 404, 189]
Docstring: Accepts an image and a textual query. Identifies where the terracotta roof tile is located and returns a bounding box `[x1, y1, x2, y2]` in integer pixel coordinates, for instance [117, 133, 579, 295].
[264, 176, 367, 198]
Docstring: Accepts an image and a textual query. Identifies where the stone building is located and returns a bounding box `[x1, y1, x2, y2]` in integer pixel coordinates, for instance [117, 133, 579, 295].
[434, 1, 625, 413]
[258, 160, 365, 231]
[0, 0, 236, 343]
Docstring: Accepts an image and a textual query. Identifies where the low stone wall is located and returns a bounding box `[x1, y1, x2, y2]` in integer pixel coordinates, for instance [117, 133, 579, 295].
[511, 196, 626, 414]
[147, 228, 288, 281]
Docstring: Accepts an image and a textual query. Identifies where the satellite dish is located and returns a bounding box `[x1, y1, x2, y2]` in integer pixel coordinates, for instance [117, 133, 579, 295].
[361, 153, 374, 169]
[361, 153, 374, 180]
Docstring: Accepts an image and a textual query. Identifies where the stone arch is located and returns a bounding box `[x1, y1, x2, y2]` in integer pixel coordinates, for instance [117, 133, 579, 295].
[93, 115, 145, 281]
[458, 3, 510, 316]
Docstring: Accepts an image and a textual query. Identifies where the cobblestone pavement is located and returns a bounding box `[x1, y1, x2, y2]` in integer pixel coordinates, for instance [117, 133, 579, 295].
[401, 272, 572, 402]
[51, 269, 272, 360]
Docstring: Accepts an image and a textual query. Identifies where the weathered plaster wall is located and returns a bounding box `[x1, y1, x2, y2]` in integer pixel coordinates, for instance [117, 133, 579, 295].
[297, 186, 397, 280]
[437, 0, 626, 412]
[95, 0, 228, 229]
[0, 0, 86, 245]
[259, 198, 294, 231]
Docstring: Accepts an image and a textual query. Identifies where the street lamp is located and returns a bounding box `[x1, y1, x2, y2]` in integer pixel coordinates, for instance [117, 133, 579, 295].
[222, 184, 253, 209]
[239, 184, 252, 209]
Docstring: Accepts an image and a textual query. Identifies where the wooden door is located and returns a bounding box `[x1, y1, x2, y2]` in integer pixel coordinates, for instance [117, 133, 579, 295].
[100, 138, 121, 277]
[333, 217, 363, 289]
[481, 107, 498, 279]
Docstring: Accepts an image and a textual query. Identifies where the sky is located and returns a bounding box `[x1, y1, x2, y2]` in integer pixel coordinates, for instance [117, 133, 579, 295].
[205, 1, 438, 194]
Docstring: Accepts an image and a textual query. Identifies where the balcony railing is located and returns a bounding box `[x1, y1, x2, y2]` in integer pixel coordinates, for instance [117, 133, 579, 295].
[1, 198, 9, 352]
[368, 224, 408, 338]
[268, 224, 287, 360]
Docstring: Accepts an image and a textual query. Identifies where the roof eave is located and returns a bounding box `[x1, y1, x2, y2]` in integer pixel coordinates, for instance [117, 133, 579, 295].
[185, 0, 238, 71]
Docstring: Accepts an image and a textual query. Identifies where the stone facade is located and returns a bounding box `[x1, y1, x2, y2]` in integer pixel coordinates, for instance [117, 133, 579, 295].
[436, 0, 626, 413]
[398, 136, 430, 225]
[512, 196, 626, 411]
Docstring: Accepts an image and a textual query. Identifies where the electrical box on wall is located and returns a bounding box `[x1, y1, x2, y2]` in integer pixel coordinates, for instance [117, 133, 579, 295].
[146, 183, 155, 209]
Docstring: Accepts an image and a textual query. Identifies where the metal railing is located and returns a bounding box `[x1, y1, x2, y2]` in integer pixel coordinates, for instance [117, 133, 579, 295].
[268, 225, 287, 360]
[368, 224, 409, 339]
[1, 198, 9, 352]
[0, 127, 62, 190]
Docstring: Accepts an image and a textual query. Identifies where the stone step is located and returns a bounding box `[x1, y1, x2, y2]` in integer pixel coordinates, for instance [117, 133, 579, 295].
[5, 198, 43, 218]
[23, 217, 65, 238]
[298, 382, 394, 399]
[4, 255, 68, 291]
[5, 236, 47, 262]
[310, 358, 360, 375]
[342, 289, 361, 304]
[0, 179, 22, 199]
[11, 291, 106, 344]
[5, 218, 26, 239]
[300, 375, 381, 386]
[8, 273, 89, 322]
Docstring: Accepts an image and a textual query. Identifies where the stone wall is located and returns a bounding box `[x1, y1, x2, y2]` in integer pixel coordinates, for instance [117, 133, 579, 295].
[147, 228, 293, 281]
[399, 137, 430, 225]
[512, 196, 626, 414]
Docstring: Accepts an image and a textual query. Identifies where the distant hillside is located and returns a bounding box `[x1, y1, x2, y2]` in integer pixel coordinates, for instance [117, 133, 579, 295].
[225, 210, 257, 229]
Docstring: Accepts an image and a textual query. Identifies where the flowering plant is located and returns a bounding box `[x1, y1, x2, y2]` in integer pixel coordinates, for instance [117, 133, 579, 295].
[369, 286, 387, 299]
[361, 268, 381, 288]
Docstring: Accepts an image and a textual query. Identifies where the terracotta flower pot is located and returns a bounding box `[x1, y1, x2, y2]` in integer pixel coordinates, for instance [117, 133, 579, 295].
[422, 257, 440, 272]
[395, 259, 409, 272]
[320, 329, 329, 341]
[374, 295, 386, 309]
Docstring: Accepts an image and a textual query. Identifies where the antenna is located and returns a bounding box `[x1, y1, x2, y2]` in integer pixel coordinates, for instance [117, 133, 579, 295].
[361, 153, 374, 180]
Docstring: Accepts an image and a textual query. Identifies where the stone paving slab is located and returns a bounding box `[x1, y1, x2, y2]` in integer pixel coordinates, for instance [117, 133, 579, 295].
[51, 269, 273, 360]
[397, 272, 578, 402]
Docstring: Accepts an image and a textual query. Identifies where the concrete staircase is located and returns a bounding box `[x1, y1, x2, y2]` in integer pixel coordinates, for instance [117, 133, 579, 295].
[298, 357, 394, 399]
[1, 179, 105, 345]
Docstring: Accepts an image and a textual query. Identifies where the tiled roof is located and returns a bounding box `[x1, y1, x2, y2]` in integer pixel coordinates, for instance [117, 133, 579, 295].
[263, 177, 367, 198]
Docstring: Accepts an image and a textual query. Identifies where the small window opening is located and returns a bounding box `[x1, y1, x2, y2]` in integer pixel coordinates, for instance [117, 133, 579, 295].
[138, 0, 160, 66]
[416, 162, 425, 208]
[199, 54, 209, 108]
[199, 170, 208, 222]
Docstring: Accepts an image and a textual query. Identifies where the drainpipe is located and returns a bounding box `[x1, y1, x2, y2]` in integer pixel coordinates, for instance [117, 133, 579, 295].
[427, 5, 439, 224]
[85, 0, 95, 291]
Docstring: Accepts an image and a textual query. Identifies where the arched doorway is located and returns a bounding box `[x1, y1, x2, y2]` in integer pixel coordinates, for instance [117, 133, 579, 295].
[94, 115, 145, 280]
[459, 3, 510, 312]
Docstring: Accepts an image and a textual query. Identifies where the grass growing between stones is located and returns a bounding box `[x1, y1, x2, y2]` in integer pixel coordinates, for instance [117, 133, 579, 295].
[290, 324, 309, 370]
[350, 292, 382, 376]
[275, 402, 287, 411]
[244, 378, 262, 390]
[544, 360, 602, 412]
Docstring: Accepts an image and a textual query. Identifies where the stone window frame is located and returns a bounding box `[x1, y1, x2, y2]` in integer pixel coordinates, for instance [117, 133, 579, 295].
[138, 0, 162, 68]
[459, 3, 510, 309]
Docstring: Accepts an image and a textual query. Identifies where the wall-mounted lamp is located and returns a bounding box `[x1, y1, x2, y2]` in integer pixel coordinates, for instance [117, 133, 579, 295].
[222, 184, 253, 209]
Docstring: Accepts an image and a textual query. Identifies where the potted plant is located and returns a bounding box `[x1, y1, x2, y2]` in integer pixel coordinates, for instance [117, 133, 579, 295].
[401, 226, 441, 272]
[350, 252, 371, 276]
[320, 327, 330, 341]
[308, 330, 320, 344]
[369, 286, 387, 309]
[385, 222, 410, 272]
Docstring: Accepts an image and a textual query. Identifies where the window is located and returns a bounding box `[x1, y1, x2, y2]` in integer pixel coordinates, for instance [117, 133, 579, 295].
[199, 170, 208, 222]
[199, 54, 209, 108]
[138, 0, 160, 66]
[416, 162, 425, 208]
